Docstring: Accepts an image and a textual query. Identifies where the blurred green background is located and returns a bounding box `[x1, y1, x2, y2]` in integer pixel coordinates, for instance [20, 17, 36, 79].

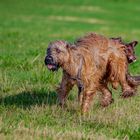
[0, 0, 140, 139]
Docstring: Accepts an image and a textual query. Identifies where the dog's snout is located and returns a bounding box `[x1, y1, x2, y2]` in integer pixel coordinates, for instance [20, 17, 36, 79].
[45, 56, 53, 65]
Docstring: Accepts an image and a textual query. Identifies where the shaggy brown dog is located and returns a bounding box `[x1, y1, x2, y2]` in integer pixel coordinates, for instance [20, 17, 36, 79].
[45, 33, 137, 113]
[78, 37, 139, 106]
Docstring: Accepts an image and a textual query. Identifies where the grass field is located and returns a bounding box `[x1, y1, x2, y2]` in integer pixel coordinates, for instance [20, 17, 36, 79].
[0, 0, 140, 139]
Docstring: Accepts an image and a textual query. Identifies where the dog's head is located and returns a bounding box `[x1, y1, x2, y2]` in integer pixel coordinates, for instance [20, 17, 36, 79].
[111, 37, 138, 63]
[45, 40, 70, 71]
[125, 41, 138, 63]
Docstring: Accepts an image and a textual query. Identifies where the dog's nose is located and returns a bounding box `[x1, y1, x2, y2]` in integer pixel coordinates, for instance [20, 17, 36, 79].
[45, 56, 53, 65]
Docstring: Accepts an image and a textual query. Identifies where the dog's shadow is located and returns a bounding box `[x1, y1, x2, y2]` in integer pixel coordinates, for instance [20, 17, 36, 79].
[0, 90, 59, 109]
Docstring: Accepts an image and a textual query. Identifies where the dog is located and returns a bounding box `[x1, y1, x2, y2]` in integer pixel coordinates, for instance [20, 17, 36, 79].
[45, 33, 137, 113]
[76, 37, 139, 106]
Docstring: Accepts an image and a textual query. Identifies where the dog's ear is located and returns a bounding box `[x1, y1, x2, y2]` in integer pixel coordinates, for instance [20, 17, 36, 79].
[110, 37, 122, 43]
[129, 41, 138, 48]
[116, 37, 122, 41]
[65, 42, 71, 48]
[116, 37, 123, 43]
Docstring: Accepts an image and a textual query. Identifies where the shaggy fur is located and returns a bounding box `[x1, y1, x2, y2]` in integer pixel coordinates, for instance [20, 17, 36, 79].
[110, 37, 138, 63]
[108, 38, 138, 93]
[45, 33, 138, 113]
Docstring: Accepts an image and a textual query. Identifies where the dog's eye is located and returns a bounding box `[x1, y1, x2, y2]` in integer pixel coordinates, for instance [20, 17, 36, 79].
[56, 48, 61, 53]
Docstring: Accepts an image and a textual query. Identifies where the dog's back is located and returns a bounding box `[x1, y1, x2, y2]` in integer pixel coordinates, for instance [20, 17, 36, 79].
[74, 32, 127, 83]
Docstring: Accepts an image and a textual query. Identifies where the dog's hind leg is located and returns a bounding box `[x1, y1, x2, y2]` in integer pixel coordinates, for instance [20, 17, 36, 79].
[109, 57, 135, 98]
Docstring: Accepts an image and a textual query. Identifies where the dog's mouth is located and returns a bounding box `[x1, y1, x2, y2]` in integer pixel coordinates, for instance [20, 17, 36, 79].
[128, 56, 137, 63]
[46, 63, 60, 71]
[47, 64, 59, 71]
[45, 56, 60, 71]
[47, 64, 54, 70]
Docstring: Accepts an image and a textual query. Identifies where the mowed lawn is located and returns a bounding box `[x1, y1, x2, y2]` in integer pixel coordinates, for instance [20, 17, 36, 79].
[0, 0, 140, 139]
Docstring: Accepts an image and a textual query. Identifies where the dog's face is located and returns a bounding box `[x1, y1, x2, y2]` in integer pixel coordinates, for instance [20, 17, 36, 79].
[45, 40, 69, 71]
[111, 37, 138, 63]
[125, 41, 138, 63]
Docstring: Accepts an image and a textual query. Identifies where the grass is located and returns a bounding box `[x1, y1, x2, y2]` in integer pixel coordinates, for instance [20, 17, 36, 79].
[0, 0, 140, 139]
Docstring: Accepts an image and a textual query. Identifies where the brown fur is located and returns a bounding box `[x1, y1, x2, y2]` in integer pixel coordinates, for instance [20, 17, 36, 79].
[108, 38, 138, 91]
[45, 33, 136, 113]
[110, 37, 138, 63]
[86, 37, 139, 105]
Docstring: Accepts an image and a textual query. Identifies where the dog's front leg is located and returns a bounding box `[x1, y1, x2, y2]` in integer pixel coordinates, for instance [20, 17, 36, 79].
[81, 89, 96, 113]
[57, 73, 75, 107]
[81, 82, 97, 113]
[100, 83, 114, 107]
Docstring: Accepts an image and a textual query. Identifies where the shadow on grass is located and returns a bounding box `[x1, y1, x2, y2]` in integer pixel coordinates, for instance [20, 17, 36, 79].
[0, 90, 58, 109]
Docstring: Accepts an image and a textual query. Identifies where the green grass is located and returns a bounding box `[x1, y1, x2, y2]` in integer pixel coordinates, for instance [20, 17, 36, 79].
[0, 0, 140, 139]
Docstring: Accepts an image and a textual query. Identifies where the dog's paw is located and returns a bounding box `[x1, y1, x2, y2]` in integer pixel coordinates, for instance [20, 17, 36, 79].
[101, 98, 114, 107]
[121, 90, 135, 98]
